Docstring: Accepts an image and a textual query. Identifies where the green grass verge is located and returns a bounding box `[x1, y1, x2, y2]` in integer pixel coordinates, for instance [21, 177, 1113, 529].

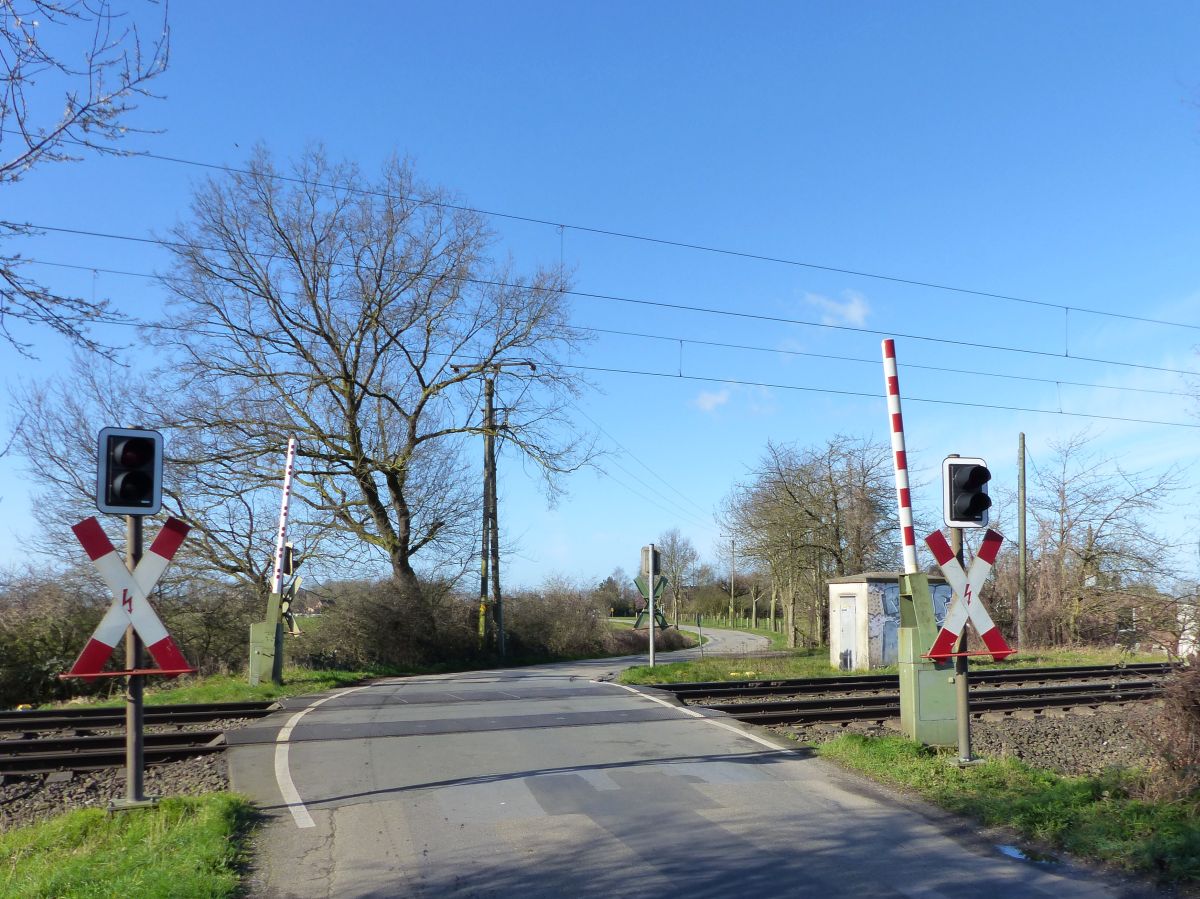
[59, 666, 403, 709]
[621, 646, 834, 684]
[817, 734, 1200, 883]
[1, 794, 257, 898]
[619, 644, 1167, 686]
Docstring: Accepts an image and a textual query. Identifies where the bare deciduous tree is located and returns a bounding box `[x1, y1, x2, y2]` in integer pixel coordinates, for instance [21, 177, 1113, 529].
[722, 435, 899, 647]
[11, 354, 351, 596]
[657, 528, 699, 624]
[2, 1, 168, 354]
[1023, 431, 1181, 645]
[157, 148, 591, 605]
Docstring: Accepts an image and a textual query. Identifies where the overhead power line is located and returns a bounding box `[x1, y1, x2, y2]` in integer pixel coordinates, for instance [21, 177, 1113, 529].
[569, 401, 713, 520]
[18, 129, 1199, 334]
[558, 362, 1200, 431]
[584, 326, 1192, 399]
[10, 235, 1200, 379]
[15, 251, 1194, 431]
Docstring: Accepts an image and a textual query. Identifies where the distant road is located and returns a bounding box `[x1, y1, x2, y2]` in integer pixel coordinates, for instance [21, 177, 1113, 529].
[608, 620, 770, 658]
[228, 629, 1140, 898]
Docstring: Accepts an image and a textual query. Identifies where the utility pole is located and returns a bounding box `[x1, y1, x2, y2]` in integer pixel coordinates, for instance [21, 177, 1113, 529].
[1017, 432, 1027, 649]
[486, 377, 503, 658]
[454, 360, 536, 660]
[479, 377, 494, 652]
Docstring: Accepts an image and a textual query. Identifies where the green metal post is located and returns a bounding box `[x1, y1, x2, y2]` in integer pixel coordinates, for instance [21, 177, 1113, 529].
[897, 573, 957, 746]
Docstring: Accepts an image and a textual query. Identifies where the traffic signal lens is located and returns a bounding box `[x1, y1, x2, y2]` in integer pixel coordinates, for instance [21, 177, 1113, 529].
[953, 466, 991, 492]
[953, 490, 992, 518]
[115, 437, 154, 468]
[113, 470, 153, 501]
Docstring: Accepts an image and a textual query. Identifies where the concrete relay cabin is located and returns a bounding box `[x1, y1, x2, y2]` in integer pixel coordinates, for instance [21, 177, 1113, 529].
[828, 572, 952, 670]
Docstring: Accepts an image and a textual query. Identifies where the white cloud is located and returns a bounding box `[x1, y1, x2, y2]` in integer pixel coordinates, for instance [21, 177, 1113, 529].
[805, 289, 870, 326]
[694, 388, 730, 412]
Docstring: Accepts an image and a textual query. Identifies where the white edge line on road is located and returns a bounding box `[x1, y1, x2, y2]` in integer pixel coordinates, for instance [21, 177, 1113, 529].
[600, 681, 790, 752]
[275, 684, 372, 828]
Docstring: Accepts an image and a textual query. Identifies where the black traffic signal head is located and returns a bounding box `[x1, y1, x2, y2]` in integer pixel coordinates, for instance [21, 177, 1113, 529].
[942, 455, 991, 527]
[97, 427, 163, 515]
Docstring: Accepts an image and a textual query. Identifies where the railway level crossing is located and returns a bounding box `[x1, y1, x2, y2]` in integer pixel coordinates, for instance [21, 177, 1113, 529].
[882, 339, 1015, 751]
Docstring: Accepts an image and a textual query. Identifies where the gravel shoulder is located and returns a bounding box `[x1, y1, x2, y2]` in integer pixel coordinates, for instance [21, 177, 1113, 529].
[779, 700, 1160, 776]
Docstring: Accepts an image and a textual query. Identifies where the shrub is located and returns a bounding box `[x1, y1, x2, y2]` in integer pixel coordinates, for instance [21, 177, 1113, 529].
[505, 576, 610, 660]
[0, 573, 111, 707]
[292, 577, 478, 671]
[1139, 656, 1200, 801]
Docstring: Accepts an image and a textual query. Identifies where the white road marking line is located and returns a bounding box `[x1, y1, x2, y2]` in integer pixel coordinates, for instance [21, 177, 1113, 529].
[275, 685, 372, 828]
[601, 681, 791, 752]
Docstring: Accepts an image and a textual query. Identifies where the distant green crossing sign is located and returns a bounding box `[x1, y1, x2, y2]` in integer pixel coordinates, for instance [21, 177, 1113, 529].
[634, 574, 667, 601]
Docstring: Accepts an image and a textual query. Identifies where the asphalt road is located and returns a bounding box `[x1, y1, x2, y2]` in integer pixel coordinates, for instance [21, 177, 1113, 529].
[227, 629, 1147, 898]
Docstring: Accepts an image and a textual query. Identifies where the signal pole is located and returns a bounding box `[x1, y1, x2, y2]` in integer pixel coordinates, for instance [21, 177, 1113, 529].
[123, 513, 147, 807]
[950, 523, 973, 765]
[729, 538, 735, 625]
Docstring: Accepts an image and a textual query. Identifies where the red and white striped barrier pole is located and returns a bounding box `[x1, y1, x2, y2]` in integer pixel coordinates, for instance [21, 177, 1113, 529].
[270, 437, 298, 595]
[882, 339, 918, 574]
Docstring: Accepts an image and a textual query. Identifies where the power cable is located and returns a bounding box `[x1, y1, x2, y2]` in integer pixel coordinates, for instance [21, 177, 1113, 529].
[590, 462, 713, 532]
[569, 401, 713, 521]
[14, 255, 1196, 430]
[20, 255, 1194, 400]
[9, 235, 1199, 378]
[584, 326, 1192, 399]
[556, 361, 1200, 430]
[16, 130, 1198, 334]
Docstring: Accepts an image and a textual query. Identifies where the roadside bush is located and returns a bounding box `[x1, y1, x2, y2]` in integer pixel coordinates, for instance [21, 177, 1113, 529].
[157, 580, 264, 676]
[605, 626, 694, 655]
[505, 576, 610, 660]
[292, 577, 478, 671]
[0, 572, 111, 707]
[1139, 656, 1200, 801]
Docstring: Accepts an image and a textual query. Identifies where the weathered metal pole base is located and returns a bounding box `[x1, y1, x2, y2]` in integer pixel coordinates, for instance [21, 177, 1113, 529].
[109, 796, 160, 812]
[897, 574, 957, 747]
[248, 592, 284, 686]
[952, 755, 986, 768]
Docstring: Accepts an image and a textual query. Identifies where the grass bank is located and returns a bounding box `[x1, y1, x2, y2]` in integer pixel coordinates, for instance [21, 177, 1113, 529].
[818, 734, 1199, 883]
[621, 647, 833, 684]
[60, 666, 403, 709]
[1, 794, 257, 898]
[619, 645, 1168, 685]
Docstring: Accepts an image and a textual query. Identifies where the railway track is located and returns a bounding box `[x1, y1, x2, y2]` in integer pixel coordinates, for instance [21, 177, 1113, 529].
[0, 701, 279, 775]
[0, 700, 278, 734]
[656, 663, 1174, 728]
[656, 662, 1173, 703]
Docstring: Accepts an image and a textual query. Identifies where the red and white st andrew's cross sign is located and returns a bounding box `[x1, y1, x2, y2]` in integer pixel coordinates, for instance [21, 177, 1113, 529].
[67, 517, 193, 680]
[923, 529, 1014, 662]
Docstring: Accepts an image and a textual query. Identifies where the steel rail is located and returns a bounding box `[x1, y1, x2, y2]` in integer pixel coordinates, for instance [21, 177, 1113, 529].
[0, 700, 278, 733]
[1, 731, 226, 774]
[658, 662, 1175, 702]
[701, 680, 1164, 727]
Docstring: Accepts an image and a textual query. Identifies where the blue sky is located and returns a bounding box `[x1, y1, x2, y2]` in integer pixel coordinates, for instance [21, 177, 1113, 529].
[3, 2, 1199, 588]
